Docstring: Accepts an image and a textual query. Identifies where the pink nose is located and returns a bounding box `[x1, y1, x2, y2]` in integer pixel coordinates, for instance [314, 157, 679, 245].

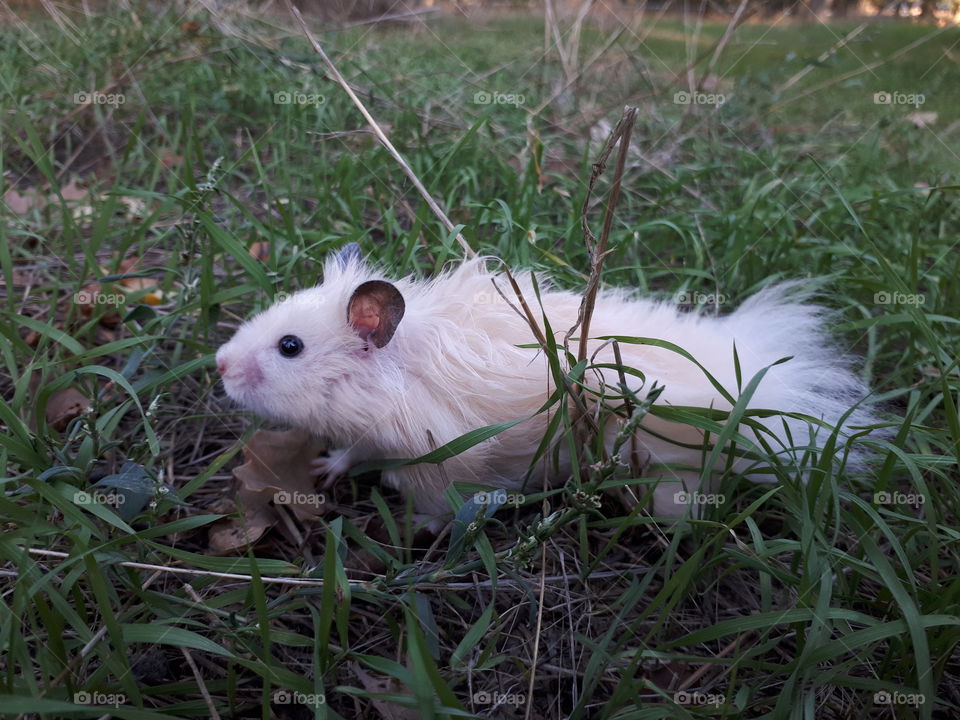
[217, 359, 227, 375]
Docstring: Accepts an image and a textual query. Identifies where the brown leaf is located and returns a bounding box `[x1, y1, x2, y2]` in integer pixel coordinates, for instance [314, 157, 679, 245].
[208, 428, 328, 553]
[160, 149, 184, 169]
[208, 499, 277, 553]
[112, 256, 162, 305]
[906, 111, 937, 129]
[234, 428, 329, 520]
[248, 242, 270, 262]
[94, 325, 119, 344]
[74, 284, 102, 318]
[352, 665, 421, 720]
[46, 388, 89, 431]
[3, 188, 41, 214]
[60, 179, 88, 202]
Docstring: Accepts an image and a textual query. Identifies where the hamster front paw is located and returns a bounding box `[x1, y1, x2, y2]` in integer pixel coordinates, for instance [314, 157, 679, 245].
[311, 448, 354, 488]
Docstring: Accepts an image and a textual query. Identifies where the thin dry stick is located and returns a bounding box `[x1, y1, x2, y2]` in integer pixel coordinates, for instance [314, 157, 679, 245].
[678, 0, 757, 83]
[573, 106, 638, 366]
[696, 0, 750, 94]
[26, 547, 336, 587]
[286, 2, 476, 259]
[531, 15, 630, 118]
[524, 542, 550, 720]
[676, 631, 755, 692]
[181, 647, 222, 720]
[558, 107, 637, 458]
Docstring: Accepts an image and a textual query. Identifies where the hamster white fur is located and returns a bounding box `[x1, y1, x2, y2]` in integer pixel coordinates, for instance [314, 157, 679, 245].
[216, 247, 878, 520]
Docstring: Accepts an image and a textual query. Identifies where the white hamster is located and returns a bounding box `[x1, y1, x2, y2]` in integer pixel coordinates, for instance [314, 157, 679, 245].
[216, 244, 879, 520]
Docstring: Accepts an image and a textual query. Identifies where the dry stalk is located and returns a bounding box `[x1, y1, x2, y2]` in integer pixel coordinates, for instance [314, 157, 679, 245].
[568, 106, 638, 365]
[564, 104, 636, 481]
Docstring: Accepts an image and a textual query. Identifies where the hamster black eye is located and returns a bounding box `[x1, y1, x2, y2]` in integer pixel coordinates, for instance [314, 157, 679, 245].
[278, 335, 304, 358]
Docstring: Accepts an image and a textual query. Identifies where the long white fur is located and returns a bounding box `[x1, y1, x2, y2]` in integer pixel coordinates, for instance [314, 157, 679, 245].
[216, 255, 878, 518]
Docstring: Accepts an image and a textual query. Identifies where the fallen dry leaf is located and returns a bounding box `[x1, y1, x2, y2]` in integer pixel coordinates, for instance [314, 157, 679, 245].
[248, 242, 270, 262]
[3, 188, 41, 214]
[352, 664, 421, 720]
[161, 149, 184, 169]
[60, 178, 88, 202]
[94, 325, 119, 344]
[208, 428, 328, 553]
[73, 283, 122, 327]
[46, 388, 90, 431]
[111, 256, 163, 305]
[906, 111, 937, 129]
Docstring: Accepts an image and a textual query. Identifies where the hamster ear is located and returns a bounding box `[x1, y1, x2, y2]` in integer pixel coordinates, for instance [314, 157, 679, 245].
[333, 242, 363, 270]
[347, 280, 405, 348]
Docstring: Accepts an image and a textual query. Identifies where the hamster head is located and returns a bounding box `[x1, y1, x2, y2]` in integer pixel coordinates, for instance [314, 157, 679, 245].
[215, 246, 406, 435]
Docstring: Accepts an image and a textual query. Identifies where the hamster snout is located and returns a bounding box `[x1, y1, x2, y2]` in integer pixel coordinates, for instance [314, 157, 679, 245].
[215, 347, 264, 392]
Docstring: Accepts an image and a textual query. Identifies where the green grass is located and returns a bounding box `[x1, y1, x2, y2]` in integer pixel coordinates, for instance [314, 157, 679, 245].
[1, 3, 958, 719]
